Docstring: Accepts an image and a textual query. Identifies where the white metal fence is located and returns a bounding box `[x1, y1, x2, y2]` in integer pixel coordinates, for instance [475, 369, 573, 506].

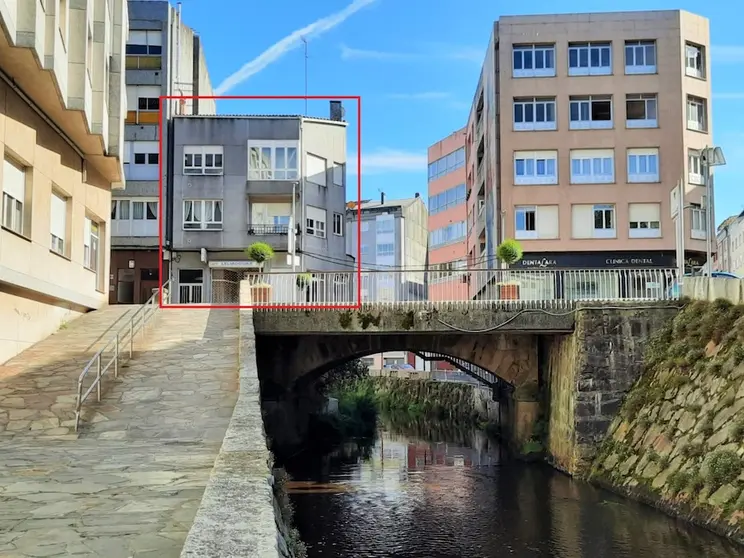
[167, 268, 679, 309]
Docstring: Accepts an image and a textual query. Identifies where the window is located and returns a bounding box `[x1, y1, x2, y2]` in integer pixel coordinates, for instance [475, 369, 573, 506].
[111, 198, 158, 237]
[83, 217, 100, 272]
[183, 200, 223, 230]
[125, 86, 160, 124]
[183, 146, 224, 175]
[307, 153, 327, 187]
[570, 150, 614, 184]
[333, 212, 343, 236]
[333, 162, 344, 186]
[361, 221, 370, 233]
[428, 148, 465, 182]
[686, 96, 707, 132]
[625, 40, 656, 74]
[361, 244, 369, 255]
[178, 269, 204, 304]
[685, 42, 705, 79]
[629, 203, 661, 238]
[688, 150, 704, 185]
[593, 205, 616, 237]
[429, 184, 466, 214]
[2, 156, 26, 236]
[691, 205, 707, 239]
[625, 94, 657, 128]
[50, 191, 67, 255]
[513, 97, 557, 131]
[627, 148, 660, 183]
[306, 206, 326, 238]
[513, 151, 558, 185]
[568, 42, 612, 76]
[512, 44, 556, 78]
[429, 221, 466, 248]
[376, 243, 394, 257]
[247, 141, 299, 180]
[515, 205, 559, 240]
[111, 199, 130, 221]
[569, 96, 613, 129]
[572, 204, 615, 239]
[376, 216, 395, 233]
[126, 30, 162, 70]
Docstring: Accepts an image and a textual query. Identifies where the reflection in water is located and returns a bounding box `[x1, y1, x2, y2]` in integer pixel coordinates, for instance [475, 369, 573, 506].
[284, 420, 743, 558]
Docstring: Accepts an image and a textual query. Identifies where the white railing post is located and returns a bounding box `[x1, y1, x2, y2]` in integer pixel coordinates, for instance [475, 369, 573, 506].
[96, 357, 102, 402]
[129, 319, 134, 359]
[114, 334, 119, 379]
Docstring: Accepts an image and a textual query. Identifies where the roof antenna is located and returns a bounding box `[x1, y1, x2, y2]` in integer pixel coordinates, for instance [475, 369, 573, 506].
[301, 36, 308, 116]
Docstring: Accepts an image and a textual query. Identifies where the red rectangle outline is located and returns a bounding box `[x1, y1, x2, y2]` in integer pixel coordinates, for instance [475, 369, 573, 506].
[157, 95, 362, 310]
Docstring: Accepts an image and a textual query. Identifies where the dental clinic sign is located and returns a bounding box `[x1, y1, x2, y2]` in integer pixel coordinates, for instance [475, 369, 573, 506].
[516, 251, 701, 269]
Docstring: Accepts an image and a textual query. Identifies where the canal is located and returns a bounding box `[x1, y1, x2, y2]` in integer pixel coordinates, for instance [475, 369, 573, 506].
[282, 417, 743, 558]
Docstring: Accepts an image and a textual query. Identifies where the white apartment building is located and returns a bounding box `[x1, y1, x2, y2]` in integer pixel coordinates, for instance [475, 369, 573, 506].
[716, 212, 744, 276]
[0, 0, 128, 362]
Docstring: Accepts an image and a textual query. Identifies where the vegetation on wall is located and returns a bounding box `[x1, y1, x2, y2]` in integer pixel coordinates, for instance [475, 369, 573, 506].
[590, 298, 744, 541]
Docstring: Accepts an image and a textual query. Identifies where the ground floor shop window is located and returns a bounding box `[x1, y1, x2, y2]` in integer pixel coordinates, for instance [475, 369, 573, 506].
[178, 269, 204, 303]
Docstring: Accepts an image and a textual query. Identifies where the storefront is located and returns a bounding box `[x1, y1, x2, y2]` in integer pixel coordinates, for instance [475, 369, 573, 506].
[109, 250, 167, 304]
[486, 250, 707, 301]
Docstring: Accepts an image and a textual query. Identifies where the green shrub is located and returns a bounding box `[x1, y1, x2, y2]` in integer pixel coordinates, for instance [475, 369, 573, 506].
[496, 239, 523, 265]
[706, 450, 743, 488]
[731, 419, 744, 441]
[668, 471, 691, 495]
[296, 272, 312, 289]
[245, 242, 275, 265]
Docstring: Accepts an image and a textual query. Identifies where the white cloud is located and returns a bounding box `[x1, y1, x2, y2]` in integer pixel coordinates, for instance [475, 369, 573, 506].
[340, 43, 482, 63]
[214, 0, 378, 95]
[347, 149, 427, 175]
[386, 92, 451, 100]
[712, 45, 744, 64]
[714, 92, 744, 100]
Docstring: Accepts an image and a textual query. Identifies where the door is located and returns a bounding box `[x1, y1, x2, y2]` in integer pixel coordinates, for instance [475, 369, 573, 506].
[178, 269, 204, 303]
[116, 269, 135, 304]
[139, 268, 159, 303]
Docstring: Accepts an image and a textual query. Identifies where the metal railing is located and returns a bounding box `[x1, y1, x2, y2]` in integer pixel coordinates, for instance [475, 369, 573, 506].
[247, 224, 290, 235]
[74, 281, 170, 431]
[415, 351, 497, 387]
[368, 368, 485, 385]
[166, 268, 679, 309]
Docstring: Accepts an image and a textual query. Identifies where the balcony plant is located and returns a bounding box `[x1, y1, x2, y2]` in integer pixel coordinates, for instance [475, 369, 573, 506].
[496, 239, 524, 300]
[245, 242, 275, 304]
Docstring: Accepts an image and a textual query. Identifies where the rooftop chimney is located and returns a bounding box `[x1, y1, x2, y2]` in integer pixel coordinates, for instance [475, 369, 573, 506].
[415, 192, 420, 198]
[330, 101, 344, 121]
[380, 191, 385, 204]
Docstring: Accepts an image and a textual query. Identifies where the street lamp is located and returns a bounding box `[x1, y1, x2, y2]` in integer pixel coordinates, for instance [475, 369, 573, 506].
[701, 146, 727, 279]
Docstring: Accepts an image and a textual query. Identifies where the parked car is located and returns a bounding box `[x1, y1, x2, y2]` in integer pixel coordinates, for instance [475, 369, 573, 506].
[668, 271, 741, 298]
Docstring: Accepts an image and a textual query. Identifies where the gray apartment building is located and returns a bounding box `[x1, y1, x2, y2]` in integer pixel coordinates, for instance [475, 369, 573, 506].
[110, 0, 214, 304]
[168, 102, 352, 304]
[346, 194, 428, 302]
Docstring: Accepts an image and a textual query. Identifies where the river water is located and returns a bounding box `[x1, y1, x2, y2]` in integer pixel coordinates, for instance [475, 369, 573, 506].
[283, 418, 743, 558]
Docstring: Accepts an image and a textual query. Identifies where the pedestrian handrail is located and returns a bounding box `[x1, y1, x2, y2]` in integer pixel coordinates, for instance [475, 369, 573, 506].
[74, 281, 170, 431]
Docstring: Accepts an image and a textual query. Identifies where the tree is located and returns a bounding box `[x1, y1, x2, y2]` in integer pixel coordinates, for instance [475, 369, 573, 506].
[317, 358, 369, 393]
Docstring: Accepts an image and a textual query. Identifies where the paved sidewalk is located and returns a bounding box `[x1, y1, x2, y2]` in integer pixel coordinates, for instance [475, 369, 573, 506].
[0, 309, 239, 557]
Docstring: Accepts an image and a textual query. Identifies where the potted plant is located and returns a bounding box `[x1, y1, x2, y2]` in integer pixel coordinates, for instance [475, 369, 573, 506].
[496, 239, 524, 300]
[296, 272, 313, 302]
[245, 242, 275, 304]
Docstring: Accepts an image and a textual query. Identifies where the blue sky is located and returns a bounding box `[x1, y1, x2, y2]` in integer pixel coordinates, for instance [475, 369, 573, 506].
[177, 0, 744, 224]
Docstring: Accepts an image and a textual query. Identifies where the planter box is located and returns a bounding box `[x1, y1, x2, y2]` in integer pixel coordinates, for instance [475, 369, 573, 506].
[499, 284, 520, 300]
[250, 284, 272, 304]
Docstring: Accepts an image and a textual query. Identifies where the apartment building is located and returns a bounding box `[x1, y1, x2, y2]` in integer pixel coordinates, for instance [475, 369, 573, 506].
[427, 129, 470, 301]
[466, 10, 714, 298]
[0, 0, 127, 362]
[715, 212, 744, 275]
[346, 194, 428, 370]
[168, 103, 352, 304]
[111, 0, 214, 304]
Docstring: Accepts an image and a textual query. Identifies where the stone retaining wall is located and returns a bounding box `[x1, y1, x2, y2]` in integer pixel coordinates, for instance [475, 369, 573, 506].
[179, 286, 294, 558]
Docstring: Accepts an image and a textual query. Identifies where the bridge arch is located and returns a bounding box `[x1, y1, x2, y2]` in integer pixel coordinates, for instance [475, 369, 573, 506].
[254, 332, 538, 396]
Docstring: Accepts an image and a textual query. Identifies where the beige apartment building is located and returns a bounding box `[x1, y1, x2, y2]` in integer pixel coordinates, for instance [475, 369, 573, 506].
[466, 10, 714, 295]
[0, 1, 127, 362]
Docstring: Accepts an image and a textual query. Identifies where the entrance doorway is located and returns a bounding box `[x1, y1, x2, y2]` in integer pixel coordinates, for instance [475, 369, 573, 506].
[116, 269, 135, 304]
[140, 268, 159, 302]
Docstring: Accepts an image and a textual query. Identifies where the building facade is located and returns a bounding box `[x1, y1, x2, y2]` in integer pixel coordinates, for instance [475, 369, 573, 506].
[111, 0, 214, 304]
[715, 212, 744, 276]
[466, 9, 714, 298]
[0, 0, 127, 362]
[168, 105, 352, 304]
[346, 194, 428, 369]
[427, 129, 469, 301]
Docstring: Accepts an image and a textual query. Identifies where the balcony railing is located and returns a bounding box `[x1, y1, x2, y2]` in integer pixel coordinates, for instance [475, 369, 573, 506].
[247, 224, 290, 235]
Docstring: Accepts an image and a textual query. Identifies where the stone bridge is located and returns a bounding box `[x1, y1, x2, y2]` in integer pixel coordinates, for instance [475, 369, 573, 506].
[252, 302, 679, 475]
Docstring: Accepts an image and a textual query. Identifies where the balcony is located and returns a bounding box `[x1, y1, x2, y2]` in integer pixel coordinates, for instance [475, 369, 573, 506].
[247, 223, 293, 250]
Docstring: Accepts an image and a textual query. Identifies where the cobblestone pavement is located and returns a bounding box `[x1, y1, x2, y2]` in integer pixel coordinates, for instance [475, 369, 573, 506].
[0, 309, 239, 557]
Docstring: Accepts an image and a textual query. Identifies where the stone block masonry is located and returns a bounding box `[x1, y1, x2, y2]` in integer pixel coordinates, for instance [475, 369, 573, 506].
[180, 284, 296, 558]
[545, 306, 678, 476]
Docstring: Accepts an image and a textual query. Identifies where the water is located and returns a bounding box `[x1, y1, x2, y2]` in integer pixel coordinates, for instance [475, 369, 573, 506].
[283, 419, 744, 558]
